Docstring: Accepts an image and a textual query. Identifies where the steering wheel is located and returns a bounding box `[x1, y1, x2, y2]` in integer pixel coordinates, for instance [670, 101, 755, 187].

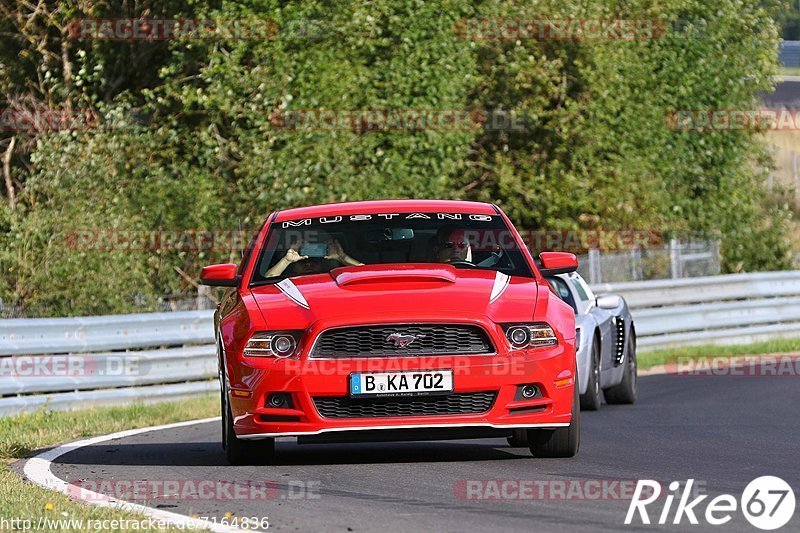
[447, 259, 476, 268]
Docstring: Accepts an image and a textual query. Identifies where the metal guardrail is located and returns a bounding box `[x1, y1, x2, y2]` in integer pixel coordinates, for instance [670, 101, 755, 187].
[591, 271, 800, 348]
[0, 310, 216, 416]
[780, 41, 800, 68]
[591, 270, 800, 308]
[0, 381, 218, 417]
[1, 271, 798, 415]
[0, 345, 216, 396]
[0, 310, 214, 356]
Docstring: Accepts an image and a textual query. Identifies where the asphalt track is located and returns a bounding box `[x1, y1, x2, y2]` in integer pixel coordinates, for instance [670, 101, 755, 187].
[17, 374, 800, 532]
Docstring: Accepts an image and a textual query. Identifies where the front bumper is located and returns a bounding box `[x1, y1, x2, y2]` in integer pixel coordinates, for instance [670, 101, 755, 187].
[228, 342, 576, 439]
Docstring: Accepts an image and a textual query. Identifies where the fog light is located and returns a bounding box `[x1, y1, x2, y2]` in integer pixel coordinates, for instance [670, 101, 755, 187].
[268, 393, 289, 408]
[521, 385, 538, 399]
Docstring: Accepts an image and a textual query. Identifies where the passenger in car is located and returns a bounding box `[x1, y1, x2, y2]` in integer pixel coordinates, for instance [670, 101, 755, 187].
[265, 237, 363, 278]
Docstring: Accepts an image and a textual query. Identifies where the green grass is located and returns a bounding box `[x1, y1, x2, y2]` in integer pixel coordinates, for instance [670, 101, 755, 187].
[779, 67, 800, 77]
[1, 395, 217, 532]
[638, 337, 800, 370]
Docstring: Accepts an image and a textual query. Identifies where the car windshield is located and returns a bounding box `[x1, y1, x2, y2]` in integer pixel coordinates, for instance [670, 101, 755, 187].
[546, 276, 578, 314]
[250, 212, 534, 284]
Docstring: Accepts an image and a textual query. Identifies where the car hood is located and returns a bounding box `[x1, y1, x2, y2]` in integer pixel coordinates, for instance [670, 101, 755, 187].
[248, 263, 538, 330]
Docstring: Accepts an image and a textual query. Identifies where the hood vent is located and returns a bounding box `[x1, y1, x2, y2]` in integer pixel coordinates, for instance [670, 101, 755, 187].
[332, 264, 458, 287]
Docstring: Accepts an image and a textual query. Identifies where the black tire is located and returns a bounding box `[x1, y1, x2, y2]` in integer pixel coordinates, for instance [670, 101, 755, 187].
[528, 383, 580, 458]
[604, 333, 637, 404]
[579, 339, 602, 411]
[221, 371, 276, 465]
[506, 429, 530, 448]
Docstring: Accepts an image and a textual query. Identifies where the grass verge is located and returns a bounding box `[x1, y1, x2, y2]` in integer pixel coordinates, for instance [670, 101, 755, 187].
[638, 337, 800, 370]
[1, 394, 217, 532]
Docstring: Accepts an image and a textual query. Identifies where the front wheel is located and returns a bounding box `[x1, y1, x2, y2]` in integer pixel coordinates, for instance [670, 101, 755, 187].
[221, 373, 275, 465]
[579, 340, 602, 411]
[528, 383, 580, 458]
[603, 334, 637, 404]
[506, 429, 530, 448]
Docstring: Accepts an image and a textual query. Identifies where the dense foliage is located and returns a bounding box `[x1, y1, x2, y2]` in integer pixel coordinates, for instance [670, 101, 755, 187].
[0, 0, 794, 316]
[767, 0, 800, 39]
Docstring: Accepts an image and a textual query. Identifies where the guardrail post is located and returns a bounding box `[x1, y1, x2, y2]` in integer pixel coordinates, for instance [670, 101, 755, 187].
[631, 245, 643, 281]
[196, 285, 213, 310]
[588, 248, 601, 284]
[711, 240, 721, 274]
[669, 239, 682, 279]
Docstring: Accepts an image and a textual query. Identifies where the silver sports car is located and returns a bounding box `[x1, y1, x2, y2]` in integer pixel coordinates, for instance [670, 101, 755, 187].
[546, 272, 638, 410]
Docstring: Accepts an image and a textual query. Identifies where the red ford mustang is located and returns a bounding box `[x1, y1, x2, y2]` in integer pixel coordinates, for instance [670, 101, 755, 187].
[201, 200, 579, 464]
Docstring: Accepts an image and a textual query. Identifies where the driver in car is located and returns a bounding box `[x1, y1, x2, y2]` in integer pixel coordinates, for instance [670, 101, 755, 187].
[434, 227, 473, 264]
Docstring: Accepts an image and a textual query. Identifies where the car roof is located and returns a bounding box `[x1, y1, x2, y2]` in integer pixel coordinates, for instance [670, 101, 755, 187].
[273, 199, 498, 222]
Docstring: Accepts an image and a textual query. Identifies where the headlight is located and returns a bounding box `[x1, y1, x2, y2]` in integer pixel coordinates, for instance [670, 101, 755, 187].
[244, 332, 300, 358]
[504, 323, 558, 349]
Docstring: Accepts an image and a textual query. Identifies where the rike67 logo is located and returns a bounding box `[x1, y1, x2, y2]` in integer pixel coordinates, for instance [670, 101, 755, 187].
[626, 477, 796, 530]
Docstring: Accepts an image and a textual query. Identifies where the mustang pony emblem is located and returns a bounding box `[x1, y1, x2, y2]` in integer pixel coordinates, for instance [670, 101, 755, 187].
[386, 332, 427, 349]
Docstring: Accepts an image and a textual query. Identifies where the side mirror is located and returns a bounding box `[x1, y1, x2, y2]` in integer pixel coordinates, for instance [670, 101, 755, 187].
[538, 252, 578, 276]
[200, 263, 239, 287]
[596, 294, 623, 310]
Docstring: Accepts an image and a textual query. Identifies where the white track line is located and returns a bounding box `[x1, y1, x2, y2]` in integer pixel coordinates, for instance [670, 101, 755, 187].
[21, 416, 258, 533]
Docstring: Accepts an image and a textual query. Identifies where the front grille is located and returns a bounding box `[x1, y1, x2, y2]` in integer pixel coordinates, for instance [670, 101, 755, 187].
[313, 392, 497, 418]
[310, 324, 493, 358]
